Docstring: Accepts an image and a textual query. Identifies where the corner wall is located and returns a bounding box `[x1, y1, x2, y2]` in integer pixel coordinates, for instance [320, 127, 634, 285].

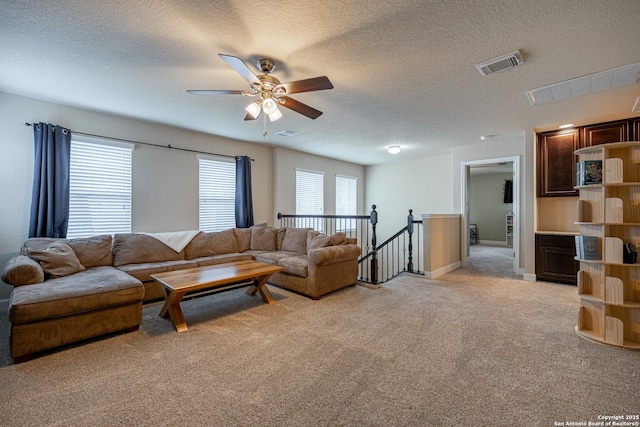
[364, 152, 454, 242]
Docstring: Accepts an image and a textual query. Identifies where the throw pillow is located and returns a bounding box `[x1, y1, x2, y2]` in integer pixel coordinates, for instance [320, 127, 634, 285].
[250, 227, 277, 251]
[330, 232, 348, 246]
[28, 241, 86, 278]
[306, 230, 320, 252]
[309, 234, 331, 251]
[281, 227, 312, 253]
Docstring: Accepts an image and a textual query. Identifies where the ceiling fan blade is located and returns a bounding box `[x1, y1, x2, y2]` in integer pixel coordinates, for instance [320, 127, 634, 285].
[279, 96, 323, 119]
[277, 76, 333, 94]
[187, 90, 245, 95]
[218, 54, 261, 85]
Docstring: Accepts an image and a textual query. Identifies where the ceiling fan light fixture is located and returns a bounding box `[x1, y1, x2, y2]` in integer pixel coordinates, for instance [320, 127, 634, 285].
[268, 108, 283, 122]
[262, 97, 278, 115]
[245, 101, 261, 119]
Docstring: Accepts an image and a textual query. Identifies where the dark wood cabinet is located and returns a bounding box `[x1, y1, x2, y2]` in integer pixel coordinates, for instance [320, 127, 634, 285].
[535, 234, 579, 285]
[537, 129, 579, 197]
[537, 117, 639, 197]
[581, 120, 629, 147]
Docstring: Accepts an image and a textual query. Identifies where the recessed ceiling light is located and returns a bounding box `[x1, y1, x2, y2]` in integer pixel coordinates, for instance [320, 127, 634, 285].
[387, 145, 401, 154]
[480, 136, 486, 140]
[559, 123, 574, 129]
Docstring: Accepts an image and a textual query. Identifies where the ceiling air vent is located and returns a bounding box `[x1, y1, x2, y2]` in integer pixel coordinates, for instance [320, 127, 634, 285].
[476, 50, 524, 76]
[276, 129, 298, 137]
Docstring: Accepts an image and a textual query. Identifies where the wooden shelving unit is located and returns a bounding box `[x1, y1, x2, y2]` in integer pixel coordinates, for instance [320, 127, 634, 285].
[575, 141, 640, 349]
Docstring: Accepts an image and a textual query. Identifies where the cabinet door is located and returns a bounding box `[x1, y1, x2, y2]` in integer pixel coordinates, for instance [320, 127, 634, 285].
[537, 130, 579, 197]
[535, 234, 579, 285]
[581, 120, 629, 146]
[633, 119, 640, 141]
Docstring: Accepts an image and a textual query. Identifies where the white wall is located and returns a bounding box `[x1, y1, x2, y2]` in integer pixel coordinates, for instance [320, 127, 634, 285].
[364, 153, 454, 242]
[0, 92, 367, 299]
[273, 147, 366, 218]
[0, 92, 274, 298]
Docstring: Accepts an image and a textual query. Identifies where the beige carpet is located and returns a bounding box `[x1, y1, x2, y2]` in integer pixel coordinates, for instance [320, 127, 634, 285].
[0, 248, 638, 426]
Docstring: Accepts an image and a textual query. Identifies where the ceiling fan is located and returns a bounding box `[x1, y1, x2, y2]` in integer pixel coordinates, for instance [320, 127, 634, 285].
[188, 54, 333, 123]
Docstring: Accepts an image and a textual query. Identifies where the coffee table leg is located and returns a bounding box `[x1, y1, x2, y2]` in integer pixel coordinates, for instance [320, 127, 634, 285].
[247, 274, 275, 304]
[159, 290, 188, 332]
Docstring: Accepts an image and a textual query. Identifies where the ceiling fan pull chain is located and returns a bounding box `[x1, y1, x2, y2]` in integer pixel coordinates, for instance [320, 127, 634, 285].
[262, 111, 268, 137]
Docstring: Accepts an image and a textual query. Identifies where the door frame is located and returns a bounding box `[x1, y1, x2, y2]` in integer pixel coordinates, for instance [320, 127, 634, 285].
[460, 156, 520, 274]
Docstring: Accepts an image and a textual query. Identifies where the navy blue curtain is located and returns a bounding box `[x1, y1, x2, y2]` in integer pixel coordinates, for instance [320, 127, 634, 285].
[29, 123, 72, 238]
[235, 156, 254, 228]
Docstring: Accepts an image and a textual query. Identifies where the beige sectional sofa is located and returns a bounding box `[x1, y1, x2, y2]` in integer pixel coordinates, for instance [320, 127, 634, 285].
[2, 226, 361, 361]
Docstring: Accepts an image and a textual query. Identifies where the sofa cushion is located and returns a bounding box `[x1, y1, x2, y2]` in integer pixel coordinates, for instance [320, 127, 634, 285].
[27, 242, 86, 278]
[250, 227, 277, 251]
[277, 256, 308, 278]
[22, 236, 113, 268]
[254, 251, 301, 265]
[1, 255, 45, 286]
[192, 253, 253, 267]
[116, 260, 199, 283]
[8, 266, 143, 325]
[281, 228, 312, 254]
[67, 235, 113, 267]
[112, 234, 185, 266]
[233, 228, 252, 252]
[276, 228, 286, 250]
[184, 230, 239, 259]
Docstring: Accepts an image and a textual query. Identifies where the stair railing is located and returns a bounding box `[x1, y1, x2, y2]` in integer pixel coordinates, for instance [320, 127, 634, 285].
[278, 206, 423, 285]
[358, 209, 423, 283]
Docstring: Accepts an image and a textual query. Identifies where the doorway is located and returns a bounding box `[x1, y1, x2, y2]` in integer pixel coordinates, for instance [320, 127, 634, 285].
[461, 156, 520, 275]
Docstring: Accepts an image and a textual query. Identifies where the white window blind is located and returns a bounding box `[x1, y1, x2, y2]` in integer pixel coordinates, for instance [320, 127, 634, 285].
[66, 139, 133, 239]
[199, 156, 236, 231]
[336, 174, 357, 231]
[296, 169, 324, 229]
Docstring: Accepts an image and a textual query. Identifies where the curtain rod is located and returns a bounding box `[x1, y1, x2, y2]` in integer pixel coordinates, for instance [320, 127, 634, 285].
[24, 123, 254, 161]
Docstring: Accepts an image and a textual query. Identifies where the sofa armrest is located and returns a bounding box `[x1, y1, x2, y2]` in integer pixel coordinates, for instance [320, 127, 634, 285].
[1, 255, 45, 286]
[308, 244, 361, 266]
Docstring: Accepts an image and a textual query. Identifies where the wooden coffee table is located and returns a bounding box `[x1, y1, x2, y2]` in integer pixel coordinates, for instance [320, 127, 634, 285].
[151, 260, 283, 332]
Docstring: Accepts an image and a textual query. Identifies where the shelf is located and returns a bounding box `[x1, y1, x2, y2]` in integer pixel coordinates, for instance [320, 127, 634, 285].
[575, 327, 640, 350]
[575, 142, 640, 350]
[578, 294, 640, 308]
[575, 141, 640, 155]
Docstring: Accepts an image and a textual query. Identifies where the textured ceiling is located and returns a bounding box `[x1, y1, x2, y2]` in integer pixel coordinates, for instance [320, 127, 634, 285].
[1, 0, 639, 165]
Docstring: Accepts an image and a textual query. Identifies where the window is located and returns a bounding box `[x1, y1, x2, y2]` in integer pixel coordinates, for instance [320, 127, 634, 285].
[199, 155, 236, 231]
[295, 169, 324, 230]
[336, 175, 357, 231]
[66, 137, 133, 239]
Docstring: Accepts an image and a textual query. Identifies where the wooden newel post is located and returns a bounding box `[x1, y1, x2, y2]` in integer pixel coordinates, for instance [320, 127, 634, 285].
[407, 209, 414, 272]
[370, 204, 378, 284]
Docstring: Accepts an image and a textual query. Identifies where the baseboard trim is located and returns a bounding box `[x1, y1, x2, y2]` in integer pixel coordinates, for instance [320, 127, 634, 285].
[425, 261, 462, 279]
[478, 240, 508, 246]
[523, 273, 537, 282]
